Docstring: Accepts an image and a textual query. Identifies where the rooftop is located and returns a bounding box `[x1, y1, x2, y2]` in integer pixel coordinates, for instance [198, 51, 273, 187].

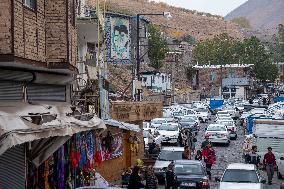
[193, 64, 253, 69]
[227, 163, 256, 171]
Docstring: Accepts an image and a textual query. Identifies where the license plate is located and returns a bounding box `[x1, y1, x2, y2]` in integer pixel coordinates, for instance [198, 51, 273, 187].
[182, 182, 196, 187]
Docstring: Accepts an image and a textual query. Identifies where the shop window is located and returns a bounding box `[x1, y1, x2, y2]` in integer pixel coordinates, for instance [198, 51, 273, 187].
[24, 0, 36, 10]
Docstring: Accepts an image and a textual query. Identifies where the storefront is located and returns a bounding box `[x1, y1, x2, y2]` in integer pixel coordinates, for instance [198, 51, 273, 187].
[0, 102, 106, 189]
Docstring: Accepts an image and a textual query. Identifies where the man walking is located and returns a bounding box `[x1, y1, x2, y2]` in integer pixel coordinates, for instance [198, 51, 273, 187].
[248, 145, 260, 167]
[263, 147, 276, 185]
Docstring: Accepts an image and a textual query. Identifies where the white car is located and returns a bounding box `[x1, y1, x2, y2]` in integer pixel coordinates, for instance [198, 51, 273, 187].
[217, 163, 266, 189]
[277, 156, 284, 179]
[216, 120, 237, 139]
[195, 108, 210, 122]
[156, 123, 180, 145]
[205, 124, 230, 145]
[143, 122, 155, 133]
[151, 118, 167, 129]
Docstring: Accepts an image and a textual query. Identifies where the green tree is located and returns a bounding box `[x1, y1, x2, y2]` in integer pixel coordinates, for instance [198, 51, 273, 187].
[192, 33, 237, 65]
[269, 24, 284, 62]
[192, 34, 279, 82]
[148, 24, 169, 70]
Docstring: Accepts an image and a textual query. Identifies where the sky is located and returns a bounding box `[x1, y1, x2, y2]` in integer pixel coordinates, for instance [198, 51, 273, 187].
[153, 0, 248, 16]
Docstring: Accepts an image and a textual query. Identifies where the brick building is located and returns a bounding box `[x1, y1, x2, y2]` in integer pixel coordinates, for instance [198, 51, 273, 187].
[192, 64, 253, 99]
[0, 0, 77, 71]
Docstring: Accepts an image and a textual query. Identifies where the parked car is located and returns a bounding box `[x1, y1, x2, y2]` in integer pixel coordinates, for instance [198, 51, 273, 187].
[195, 108, 210, 122]
[179, 117, 199, 134]
[173, 111, 185, 121]
[205, 124, 230, 146]
[171, 160, 210, 189]
[156, 123, 180, 146]
[143, 121, 155, 133]
[216, 120, 237, 140]
[151, 118, 167, 129]
[216, 163, 266, 189]
[154, 147, 184, 183]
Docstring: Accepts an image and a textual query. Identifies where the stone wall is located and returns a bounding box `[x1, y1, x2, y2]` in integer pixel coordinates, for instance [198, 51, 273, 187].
[0, 0, 12, 54]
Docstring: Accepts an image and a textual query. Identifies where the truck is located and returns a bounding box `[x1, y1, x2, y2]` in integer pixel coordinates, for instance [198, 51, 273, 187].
[252, 119, 284, 178]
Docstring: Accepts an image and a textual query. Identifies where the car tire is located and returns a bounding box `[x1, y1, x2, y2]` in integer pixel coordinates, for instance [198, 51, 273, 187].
[278, 170, 283, 179]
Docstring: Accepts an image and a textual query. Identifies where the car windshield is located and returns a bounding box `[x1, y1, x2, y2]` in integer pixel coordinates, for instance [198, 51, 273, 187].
[222, 169, 259, 183]
[218, 121, 233, 126]
[175, 164, 203, 175]
[180, 118, 195, 123]
[159, 150, 183, 161]
[159, 125, 178, 131]
[152, 120, 166, 124]
[173, 112, 184, 116]
[207, 126, 226, 131]
[196, 108, 207, 112]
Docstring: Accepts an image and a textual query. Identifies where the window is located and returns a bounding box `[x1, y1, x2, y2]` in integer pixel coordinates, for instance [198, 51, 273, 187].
[209, 72, 216, 81]
[24, 0, 36, 10]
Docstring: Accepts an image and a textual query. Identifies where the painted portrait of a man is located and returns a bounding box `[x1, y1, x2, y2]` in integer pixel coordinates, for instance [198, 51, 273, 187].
[110, 17, 130, 60]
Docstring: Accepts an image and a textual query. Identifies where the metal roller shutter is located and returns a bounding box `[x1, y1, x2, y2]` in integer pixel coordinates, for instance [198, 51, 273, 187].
[27, 84, 66, 102]
[0, 145, 25, 189]
[0, 81, 23, 101]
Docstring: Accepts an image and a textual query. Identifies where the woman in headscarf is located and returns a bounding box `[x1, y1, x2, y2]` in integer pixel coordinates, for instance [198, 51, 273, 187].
[127, 166, 144, 189]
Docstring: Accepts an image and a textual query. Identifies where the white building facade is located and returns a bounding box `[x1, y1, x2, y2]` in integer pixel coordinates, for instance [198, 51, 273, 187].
[141, 72, 172, 93]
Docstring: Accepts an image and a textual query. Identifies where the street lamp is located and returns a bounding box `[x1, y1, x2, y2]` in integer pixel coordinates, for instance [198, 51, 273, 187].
[135, 12, 172, 101]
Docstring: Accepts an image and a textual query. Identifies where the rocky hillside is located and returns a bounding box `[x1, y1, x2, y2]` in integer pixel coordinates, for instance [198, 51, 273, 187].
[87, 0, 244, 40]
[225, 0, 284, 33]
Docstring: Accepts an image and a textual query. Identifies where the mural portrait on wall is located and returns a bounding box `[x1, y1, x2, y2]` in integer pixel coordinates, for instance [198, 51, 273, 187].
[110, 17, 130, 60]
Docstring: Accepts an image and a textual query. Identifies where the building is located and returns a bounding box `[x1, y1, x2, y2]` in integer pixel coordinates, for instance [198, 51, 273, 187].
[141, 71, 172, 93]
[192, 64, 253, 100]
[75, 5, 163, 183]
[0, 1, 107, 189]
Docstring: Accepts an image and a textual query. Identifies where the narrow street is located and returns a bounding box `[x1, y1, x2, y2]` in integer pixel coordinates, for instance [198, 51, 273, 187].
[158, 115, 283, 189]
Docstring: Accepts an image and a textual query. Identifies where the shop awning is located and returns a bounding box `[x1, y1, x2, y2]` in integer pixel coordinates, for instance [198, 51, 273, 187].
[0, 102, 106, 156]
[103, 118, 141, 132]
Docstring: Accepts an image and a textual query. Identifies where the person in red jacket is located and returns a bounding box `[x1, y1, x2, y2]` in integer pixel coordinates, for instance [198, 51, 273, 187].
[202, 143, 216, 180]
[263, 147, 276, 185]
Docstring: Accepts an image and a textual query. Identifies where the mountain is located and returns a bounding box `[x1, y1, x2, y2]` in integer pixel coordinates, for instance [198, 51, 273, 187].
[225, 0, 284, 33]
[86, 0, 244, 40]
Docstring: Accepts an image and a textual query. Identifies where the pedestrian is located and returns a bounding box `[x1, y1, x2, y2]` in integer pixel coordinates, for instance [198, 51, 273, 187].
[165, 163, 177, 189]
[202, 143, 216, 180]
[181, 129, 188, 147]
[263, 147, 276, 185]
[248, 145, 260, 167]
[127, 166, 144, 189]
[195, 150, 202, 161]
[145, 166, 158, 189]
[201, 135, 210, 149]
[191, 136, 197, 153]
[243, 137, 253, 163]
[182, 145, 191, 160]
[186, 129, 193, 148]
[147, 129, 155, 154]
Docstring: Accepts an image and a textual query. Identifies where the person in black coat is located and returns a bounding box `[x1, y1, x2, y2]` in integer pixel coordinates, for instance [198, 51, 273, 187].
[127, 166, 144, 189]
[165, 163, 177, 189]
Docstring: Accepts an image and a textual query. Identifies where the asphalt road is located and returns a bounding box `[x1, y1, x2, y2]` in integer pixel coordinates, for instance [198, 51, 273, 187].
[159, 115, 283, 189]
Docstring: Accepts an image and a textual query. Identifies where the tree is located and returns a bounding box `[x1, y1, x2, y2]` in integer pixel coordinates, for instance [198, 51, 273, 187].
[269, 24, 284, 63]
[192, 34, 279, 82]
[148, 24, 169, 70]
[192, 33, 238, 65]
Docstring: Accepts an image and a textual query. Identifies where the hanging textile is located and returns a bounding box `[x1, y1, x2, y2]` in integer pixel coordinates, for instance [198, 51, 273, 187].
[86, 133, 94, 168]
[57, 146, 65, 189]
